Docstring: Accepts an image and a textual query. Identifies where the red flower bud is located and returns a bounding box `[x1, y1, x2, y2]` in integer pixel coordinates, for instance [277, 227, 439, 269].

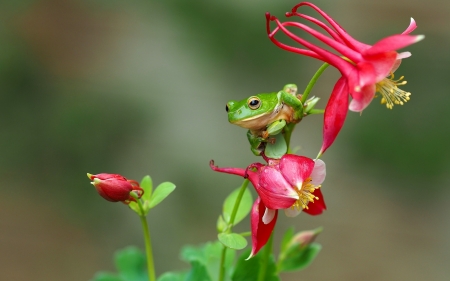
[87, 173, 144, 204]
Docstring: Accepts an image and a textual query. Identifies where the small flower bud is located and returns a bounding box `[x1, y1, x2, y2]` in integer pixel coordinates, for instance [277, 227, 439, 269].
[290, 227, 322, 248]
[87, 173, 144, 204]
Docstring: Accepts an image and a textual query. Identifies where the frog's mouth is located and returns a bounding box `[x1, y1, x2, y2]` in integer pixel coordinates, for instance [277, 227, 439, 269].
[231, 106, 283, 131]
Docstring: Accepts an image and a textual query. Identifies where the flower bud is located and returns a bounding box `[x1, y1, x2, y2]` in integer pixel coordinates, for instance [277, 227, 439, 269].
[290, 227, 322, 249]
[87, 173, 144, 204]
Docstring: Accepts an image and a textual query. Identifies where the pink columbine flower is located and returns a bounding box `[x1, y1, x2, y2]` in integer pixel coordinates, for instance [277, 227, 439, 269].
[210, 154, 326, 257]
[266, 2, 424, 155]
[87, 173, 144, 204]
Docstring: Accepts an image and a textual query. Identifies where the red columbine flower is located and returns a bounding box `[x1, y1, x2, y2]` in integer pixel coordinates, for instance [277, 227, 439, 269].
[266, 2, 424, 155]
[87, 173, 144, 204]
[210, 154, 326, 257]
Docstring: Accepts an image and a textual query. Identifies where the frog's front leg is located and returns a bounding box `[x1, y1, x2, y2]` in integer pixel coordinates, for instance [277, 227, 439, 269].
[248, 119, 287, 156]
[278, 89, 304, 121]
[247, 130, 265, 156]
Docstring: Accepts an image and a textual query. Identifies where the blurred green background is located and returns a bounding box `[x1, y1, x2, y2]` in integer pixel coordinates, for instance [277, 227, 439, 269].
[1, 0, 449, 280]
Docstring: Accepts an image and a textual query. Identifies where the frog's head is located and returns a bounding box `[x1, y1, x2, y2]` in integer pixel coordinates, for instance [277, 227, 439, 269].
[226, 93, 279, 130]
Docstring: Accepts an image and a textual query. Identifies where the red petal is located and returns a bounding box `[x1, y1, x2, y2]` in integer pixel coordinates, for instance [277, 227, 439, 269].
[279, 154, 315, 187]
[402, 18, 417, 35]
[258, 166, 298, 209]
[362, 52, 397, 81]
[364, 34, 424, 56]
[96, 179, 134, 202]
[249, 197, 278, 259]
[209, 160, 247, 177]
[303, 189, 326, 216]
[320, 77, 349, 155]
[348, 83, 376, 112]
[92, 173, 127, 181]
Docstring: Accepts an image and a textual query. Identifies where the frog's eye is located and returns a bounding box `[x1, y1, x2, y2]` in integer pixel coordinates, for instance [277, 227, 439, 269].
[247, 97, 261, 110]
[225, 104, 229, 112]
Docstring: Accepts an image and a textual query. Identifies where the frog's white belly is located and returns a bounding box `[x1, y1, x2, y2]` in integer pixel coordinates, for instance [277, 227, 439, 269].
[232, 104, 295, 132]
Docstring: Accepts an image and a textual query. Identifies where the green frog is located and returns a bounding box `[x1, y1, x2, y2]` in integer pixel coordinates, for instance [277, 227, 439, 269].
[226, 84, 304, 155]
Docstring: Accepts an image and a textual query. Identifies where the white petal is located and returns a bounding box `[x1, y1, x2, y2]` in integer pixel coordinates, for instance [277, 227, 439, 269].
[284, 207, 302, 217]
[262, 208, 276, 224]
[396, 52, 411, 61]
[310, 159, 326, 185]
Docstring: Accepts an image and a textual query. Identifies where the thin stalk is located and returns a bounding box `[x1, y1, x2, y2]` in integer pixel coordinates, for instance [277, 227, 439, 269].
[301, 62, 330, 104]
[136, 199, 156, 281]
[218, 179, 250, 281]
[283, 63, 329, 153]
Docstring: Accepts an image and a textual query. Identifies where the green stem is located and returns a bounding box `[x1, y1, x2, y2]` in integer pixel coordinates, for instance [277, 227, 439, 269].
[136, 199, 156, 281]
[300, 62, 330, 104]
[228, 179, 250, 227]
[257, 233, 274, 281]
[218, 179, 250, 281]
[283, 123, 296, 154]
[283, 63, 330, 154]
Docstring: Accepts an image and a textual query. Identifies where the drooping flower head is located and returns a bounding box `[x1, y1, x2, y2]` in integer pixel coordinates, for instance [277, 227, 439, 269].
[210, 154, 326, 257]
[266, 2, 424, 155]
[87, 173, 144, 204]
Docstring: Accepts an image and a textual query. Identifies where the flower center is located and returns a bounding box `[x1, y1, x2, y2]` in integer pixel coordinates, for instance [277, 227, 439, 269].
[375, 73, 411, 109]
[292, 177, 320, 210]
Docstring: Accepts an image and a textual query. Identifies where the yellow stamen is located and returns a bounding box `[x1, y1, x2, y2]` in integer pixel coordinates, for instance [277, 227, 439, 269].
[291, 177, 321, 211]
[376, 73, 411, 109]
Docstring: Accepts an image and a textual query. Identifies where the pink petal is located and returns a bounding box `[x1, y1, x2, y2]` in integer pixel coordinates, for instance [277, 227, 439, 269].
[390, 59, 403, 73]
[258, 166, 298, 209]
[364, 34, 424, 57]
[279, 154, 315, 188]
[249, 197, 278, 259]
[355, 61, 377, 88]
[320, 77, 349, 155]
[362, 52, 398, 81]
[303, 189, 326, 216]
[348, 83, 376, 112]
[310, 159, 326, 185]
[402, 18, 417, 35]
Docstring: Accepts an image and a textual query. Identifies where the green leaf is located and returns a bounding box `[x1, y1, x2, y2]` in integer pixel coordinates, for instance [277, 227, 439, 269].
[128, 201, 141, 215]
[222, 187, 252, 226]
[218, 233, 248, 250]
[277, 243, 322, 272]
[280, 227, 295, 253]
[148, 182, 176, 209]
[157, 272, 187, 281]
[232, 249, 279, 281]
[184, 261, 212, 281]
[114, 246, 148, 281]
[140, 175, 153, 202]
[181, 242, 235, 281]
[217, 215, 227, 233]
[264, 133, 287, 159]
[90, 272, 124, 281]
